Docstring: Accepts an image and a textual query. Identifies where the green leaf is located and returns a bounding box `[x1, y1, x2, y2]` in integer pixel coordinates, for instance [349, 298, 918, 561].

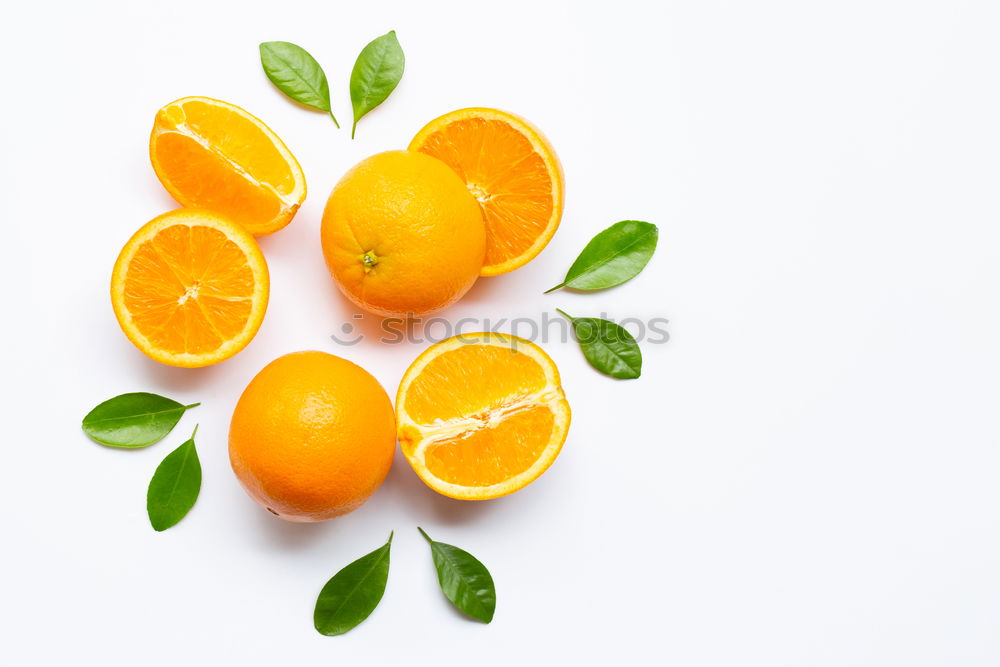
[314, 532, 393, 636]
[546, 220, 658, 293]
[418, 527, 496, 623]
[557, 310, 642, 379]
[259, 41, 339, 127]
[81, 392, 199, 448]
[349, 30, 405, 138]
[147, 426, 202, 532]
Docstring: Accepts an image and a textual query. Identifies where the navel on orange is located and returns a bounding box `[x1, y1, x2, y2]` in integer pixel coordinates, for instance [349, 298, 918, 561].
[396, 333, 571, 500]
[409, 108, 564, 276]
[110, 209, 269, 368]
[150, 96, 306, 236]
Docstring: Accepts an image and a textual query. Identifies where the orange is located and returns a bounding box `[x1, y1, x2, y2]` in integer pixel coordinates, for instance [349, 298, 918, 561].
[229, 351, 396, 522]
[321, 150, 486, 317]
[110, 209, 269, 368]
[396, 333, 571, 500]
[408, 108, 564, 276]
[150, 96, 306, 236]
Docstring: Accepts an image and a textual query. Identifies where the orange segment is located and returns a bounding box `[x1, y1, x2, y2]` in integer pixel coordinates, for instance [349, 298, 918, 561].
[396, 333, 571, 500]
[425, 406, 557, 487]
[150, 97, 306, 236]
[111, 209, 269, 368]
[403, 342, 550, 423]
[409, 108, 564, 276]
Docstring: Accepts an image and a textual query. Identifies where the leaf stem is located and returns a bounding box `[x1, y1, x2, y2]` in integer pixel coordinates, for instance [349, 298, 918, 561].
[184, 402, 201, 410]
[417, 526, 433, 544]
[329, 110, 341, 128]
[351, 120, 358, 139]
[190, 424, 199, 439]
[387, 530, 394, 545]
[543, 282, 566, 294]
[555, 308, 575, 321]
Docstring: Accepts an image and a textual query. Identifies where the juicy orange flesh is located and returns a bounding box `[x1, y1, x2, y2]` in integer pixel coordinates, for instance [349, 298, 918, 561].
[123, 224, 255, 355]
[403, 344, 548, 424]
[154, 100, 297, 230]
[175, 100, 297, 195]
[402, 343, 559, 488]
[153, 133, 283, 228]
[414, 118, 554, 267]
[424, 405, 556, 486]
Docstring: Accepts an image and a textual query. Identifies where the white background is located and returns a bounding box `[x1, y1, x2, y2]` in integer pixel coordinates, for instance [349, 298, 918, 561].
[2, 0, 999, 664]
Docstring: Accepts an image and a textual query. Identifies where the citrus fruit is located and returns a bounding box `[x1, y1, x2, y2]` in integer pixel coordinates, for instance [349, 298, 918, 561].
[110, 209, 269, 368]
[229, 350, 396, 522]
[149, 96, 306, 236]
[321, 150, 486, 317]
[395, 333, 571, 500]
[408, 108, 564, 276]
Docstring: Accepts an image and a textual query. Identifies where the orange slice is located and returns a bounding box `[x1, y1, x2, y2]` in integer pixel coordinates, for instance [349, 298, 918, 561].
[149, 96, 306, 236]
[111, 209, 269, 368]
[408, 108, 564, 276]
[396, 333, 571, 500]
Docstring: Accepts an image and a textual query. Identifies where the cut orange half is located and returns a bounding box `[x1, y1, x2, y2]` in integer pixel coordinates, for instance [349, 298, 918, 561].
[111, 209, 269, 368]
[396, 333, 571, 500]
[408, 108, 564, 276]
[150, 96, 306, 236]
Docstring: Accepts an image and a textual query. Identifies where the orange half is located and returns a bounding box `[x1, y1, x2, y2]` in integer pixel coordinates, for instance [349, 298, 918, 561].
[150, 96, 306, 236]
[111, 209, 269, 368]
[408, 108, 564, 276]
[396, 333, 571, 500]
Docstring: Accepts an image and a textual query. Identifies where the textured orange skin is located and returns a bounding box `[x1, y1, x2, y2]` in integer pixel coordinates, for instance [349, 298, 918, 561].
[228, 351, 396, 522]
[320, 150, 486, 317]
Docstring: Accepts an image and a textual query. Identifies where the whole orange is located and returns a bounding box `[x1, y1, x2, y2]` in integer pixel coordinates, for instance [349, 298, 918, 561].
[228, 351, 396, 522]
[321, 150, 486, 317]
